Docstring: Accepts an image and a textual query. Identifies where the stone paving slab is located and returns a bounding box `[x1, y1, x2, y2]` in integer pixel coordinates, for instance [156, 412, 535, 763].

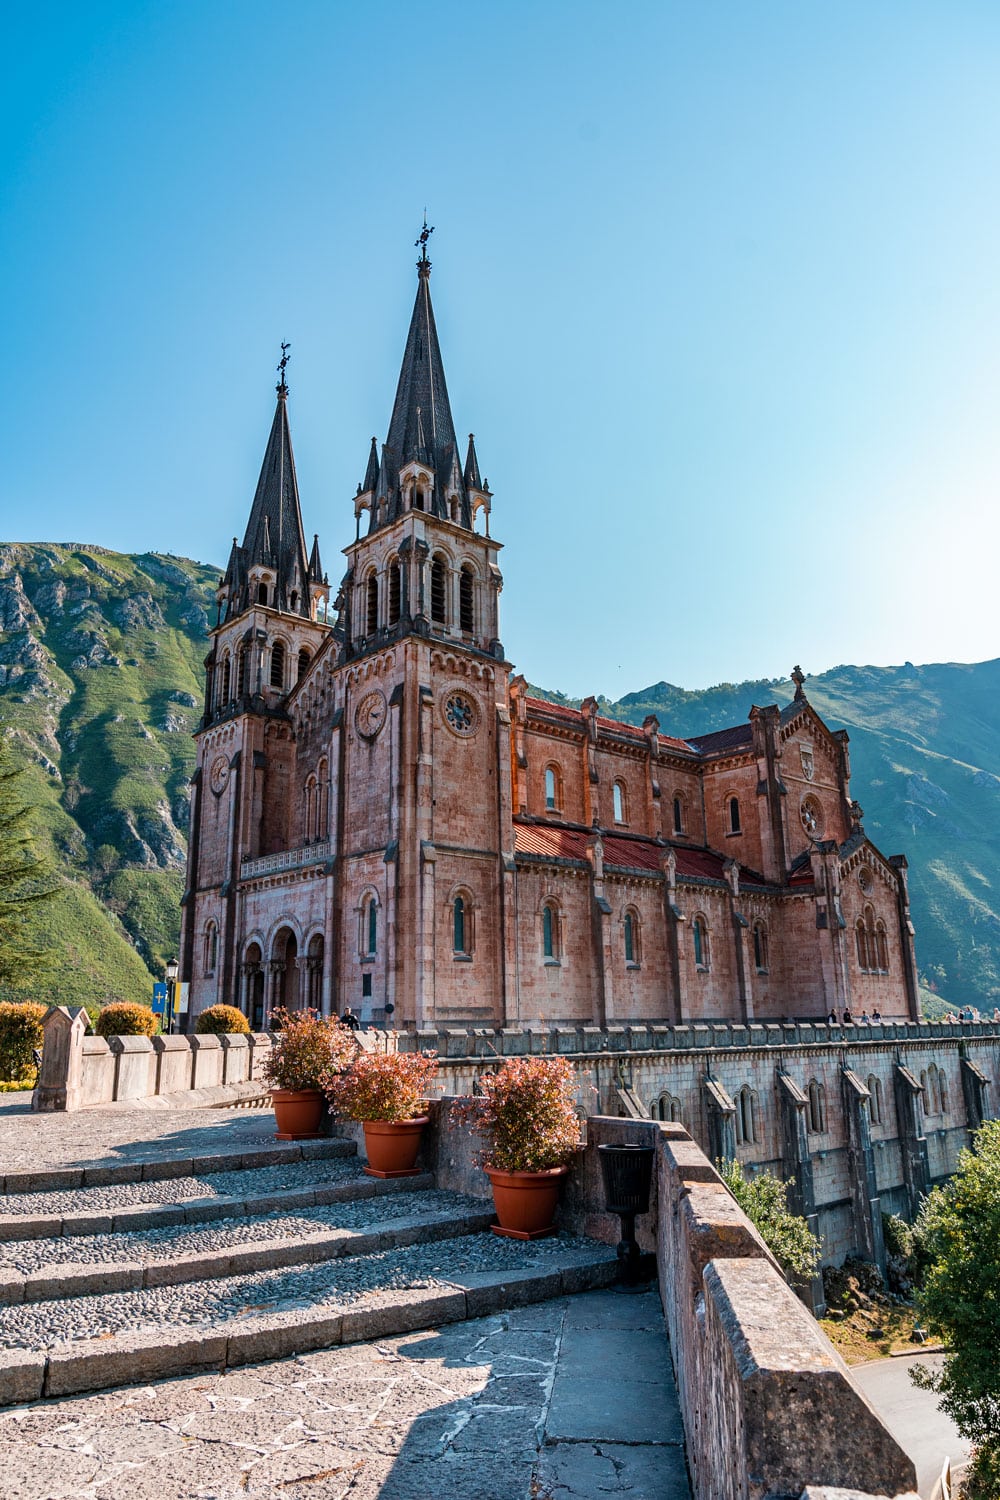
[0, 1289, 689, 1500]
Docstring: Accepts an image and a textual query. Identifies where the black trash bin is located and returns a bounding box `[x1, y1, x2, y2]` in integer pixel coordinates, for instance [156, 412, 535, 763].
[597, 1142, 655, 1286]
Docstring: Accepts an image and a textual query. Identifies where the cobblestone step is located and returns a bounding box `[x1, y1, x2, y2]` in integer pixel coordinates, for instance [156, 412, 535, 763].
[0, 1191, 494, 1304]
[0, 1134, 356, 1197]
[0, 1233, 618, 1405]
[0, 1150, 417, 1243]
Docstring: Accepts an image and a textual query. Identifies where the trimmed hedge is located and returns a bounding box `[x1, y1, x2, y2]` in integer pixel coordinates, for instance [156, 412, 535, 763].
[95, 1001, 158, 1038]
[195, 1004, 250, 1036]
[0, 1000, 46, 1082]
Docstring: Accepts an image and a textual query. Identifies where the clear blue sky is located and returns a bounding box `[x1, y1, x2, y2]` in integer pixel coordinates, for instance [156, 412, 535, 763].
[3, 1, 1000, 699]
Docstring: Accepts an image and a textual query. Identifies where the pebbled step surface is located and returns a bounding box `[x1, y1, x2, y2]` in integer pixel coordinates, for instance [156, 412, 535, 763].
[0, 1232, 598, 1353]
[0, 1188, 481, 1277]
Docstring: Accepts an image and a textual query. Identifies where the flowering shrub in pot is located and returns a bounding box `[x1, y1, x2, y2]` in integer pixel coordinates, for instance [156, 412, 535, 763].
[263, 1008, 358, 1139]
[326, 1050, 437, 1177]
[461, 1055, 582, 1238]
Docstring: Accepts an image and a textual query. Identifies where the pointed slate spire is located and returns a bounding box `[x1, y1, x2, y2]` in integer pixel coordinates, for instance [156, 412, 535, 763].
[361, 437, 379, 494]
[384, 256, 462, 492]
[237, 381, 312, 617]
[308, 533, 323, 584]
[464, 433, 482, 490]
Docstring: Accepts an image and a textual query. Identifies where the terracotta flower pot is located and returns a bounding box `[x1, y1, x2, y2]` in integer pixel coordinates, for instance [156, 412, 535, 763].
[485, 1165, 569, 1240]
[271, 1088, 324, 1140]
[362, 1117, 429, 1178]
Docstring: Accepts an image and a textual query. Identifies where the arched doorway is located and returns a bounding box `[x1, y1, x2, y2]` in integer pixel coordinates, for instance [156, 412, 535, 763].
[243, 942, 264, 1031]
[271, 927, 300, 1012]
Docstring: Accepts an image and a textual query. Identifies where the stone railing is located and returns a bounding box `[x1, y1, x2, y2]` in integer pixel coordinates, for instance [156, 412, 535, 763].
[240, 839, 333, 879]
[32, 1008, 274, 1112]
[392, 1015, 1000, 1059]
[342, 1105, 918, 1500]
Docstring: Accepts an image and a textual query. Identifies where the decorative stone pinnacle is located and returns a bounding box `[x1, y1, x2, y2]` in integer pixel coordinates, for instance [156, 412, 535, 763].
[791, 664, 806, 700]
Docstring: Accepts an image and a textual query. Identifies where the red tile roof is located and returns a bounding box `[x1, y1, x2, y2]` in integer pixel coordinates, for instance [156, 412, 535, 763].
[513, 821, 770, 889]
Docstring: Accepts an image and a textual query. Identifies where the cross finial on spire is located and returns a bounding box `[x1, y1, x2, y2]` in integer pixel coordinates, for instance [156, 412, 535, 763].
[276, 341, 291, 395]
[791, 664, 806, 700]
[415, 212, 434, 275]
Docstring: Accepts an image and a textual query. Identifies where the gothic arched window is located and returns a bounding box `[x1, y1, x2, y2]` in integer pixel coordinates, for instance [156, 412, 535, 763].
[544, 765, 561, 811]
[203, 922, 218, 975]
[220, 655, 231, 704]
[867, 1074, 883, 1125]
[257, 581, 268, 605]
[673, 795, 684, 835]
[624, 909, 640, 966]
[460, 565, 474, 633]
[807, 1079, 825, 1134]
[366, 573, 378, 636]
[297, 648, 310, 682]
[431, 556, 447, 624]
[753, 921, 769, 973]
[736, 1086, 758, 1145]
[270, 640, 285, 689]
[236, 646, 247, 697]
[856, 918, 870, 971]
[613, 780, 627, 824]
[360, 894, 378, 958]
[875, 921, 889, 973]
[317, 758, 329, 839]
[452, 893, 474, 956]
[542, 901, 560, 961]
[729, 797, 741, 834]
[693, 915, 709, 970]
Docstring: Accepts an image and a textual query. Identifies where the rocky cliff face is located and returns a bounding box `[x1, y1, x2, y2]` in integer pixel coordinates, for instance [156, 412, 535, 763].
[2, 541, 997, 1011]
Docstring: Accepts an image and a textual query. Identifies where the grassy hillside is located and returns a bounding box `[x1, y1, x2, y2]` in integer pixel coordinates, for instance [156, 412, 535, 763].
[2, 541, 998, 1012]
[0, 544, 218, 1006]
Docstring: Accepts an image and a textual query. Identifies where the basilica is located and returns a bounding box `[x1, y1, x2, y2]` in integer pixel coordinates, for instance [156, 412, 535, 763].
[180, 246, 920, 1031]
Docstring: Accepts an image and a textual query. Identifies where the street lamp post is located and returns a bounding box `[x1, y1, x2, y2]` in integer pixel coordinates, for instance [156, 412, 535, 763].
[165, 957, 179, 1035]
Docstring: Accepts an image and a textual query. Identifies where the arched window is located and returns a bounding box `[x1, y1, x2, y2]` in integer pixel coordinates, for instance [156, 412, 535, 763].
[867, 1075, 884, 1125]
[257, 581, 268, 605]
[270, 640, 285, 689]
[736, 1086, 758, 1144]
[938, 1069, 949, 1115]
[413, 485, 425, 512]
[236, 646, 247, 697]
[927, 1064, 941, 1115]
[460, 566, 474, 633]
[544, 765, 560, 811]
[452, 894, 473, 956]
[542, 901, 560, 961]
[875, 922, 889, 973]
[654, 1094, 683, 1123]
[388, 560, 401, 625]
[920, 1069, 930, 1115]
[673, 796, 684, 835]
[317, 758, 329, 839]
[305, 775, 317, 841]
[613, 780, 627, 824]
[856, 918, 870, 972]
[203, 922, 218, 975]
[753, 922, 769, 973]
[366, 573, 378, 636]
[431, 556, 447, 624]
[624, 909, 640, 966]
[807, 1079, 825, 1134]
[729, 797, 741, 834]
[220, 655, 231, 704]
[693, 915, 709, 970]
[361, 894, 378, 957]
[297, 648, 311, 682]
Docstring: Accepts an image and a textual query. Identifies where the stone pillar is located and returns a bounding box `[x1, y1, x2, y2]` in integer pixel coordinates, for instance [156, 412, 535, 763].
[961, 1054, 992, 1132]
[33, 1006, 88, 1112]
[777, 1071, 826, 1314]
[703, 1076, 736, 1164]
[893, 1063, 931, 1219]
[841, 1068, 886, 1273]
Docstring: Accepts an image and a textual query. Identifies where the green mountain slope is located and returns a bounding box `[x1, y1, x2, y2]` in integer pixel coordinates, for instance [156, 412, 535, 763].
[0, 543, 218, 1006]
[2, 542, 998, 1012]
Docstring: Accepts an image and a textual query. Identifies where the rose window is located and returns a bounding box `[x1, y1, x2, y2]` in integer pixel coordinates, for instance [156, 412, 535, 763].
[800, 797, 823, 838]
[445, 692, 475, 734]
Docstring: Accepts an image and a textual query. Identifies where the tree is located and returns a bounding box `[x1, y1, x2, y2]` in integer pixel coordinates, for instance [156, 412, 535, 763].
[912, 1121, 1000, 1499]
[0, 737, 60, 989]
[719, 1158, 820, 1280]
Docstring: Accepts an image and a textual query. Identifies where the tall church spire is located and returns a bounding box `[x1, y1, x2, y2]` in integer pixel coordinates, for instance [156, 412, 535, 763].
[223, 363, 312, 621]
[381, 246, 463, 517]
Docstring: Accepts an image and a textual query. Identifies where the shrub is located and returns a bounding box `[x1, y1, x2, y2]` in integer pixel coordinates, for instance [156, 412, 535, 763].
[95, 1001, 158, 1038]
[719, 1159, 821, 1281]
[459, 1055, 582, 1173]
[195, 1004, 250, 1036]
[0, 1000, 46, 1082]
[327, 1049, 437, 1122]
[263, 1008, 358, 1092]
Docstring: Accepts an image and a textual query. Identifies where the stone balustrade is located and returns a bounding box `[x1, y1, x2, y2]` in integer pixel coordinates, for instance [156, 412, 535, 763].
[240, 838, 333, 879]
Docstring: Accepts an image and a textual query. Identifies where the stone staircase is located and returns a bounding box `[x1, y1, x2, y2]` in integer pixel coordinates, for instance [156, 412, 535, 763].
[0, 1122, 618, 1406]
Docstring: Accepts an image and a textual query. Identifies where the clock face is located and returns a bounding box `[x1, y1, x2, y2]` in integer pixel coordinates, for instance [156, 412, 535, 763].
[209, 754, 230, 796]
[356, 689, 387, 740]
[441, 688, 480, 737]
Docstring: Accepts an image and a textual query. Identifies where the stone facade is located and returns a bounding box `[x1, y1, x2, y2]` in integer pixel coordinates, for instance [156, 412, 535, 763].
[180, 252, 922, 1040]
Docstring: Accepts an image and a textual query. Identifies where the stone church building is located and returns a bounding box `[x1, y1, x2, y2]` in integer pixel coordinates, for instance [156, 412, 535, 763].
[181, 248, 920, 1032]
